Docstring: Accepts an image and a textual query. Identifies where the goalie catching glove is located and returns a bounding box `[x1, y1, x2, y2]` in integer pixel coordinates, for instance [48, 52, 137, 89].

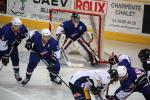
[108, 55, 119, 65]
[2, 54, 9, 66]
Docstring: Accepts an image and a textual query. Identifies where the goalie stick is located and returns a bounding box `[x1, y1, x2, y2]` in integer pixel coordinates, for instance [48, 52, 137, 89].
[61, 48, 84, 68]
[0, 46, 14, 71]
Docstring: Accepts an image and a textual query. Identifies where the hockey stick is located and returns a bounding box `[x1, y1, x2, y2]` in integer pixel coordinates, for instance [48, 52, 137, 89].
[97, 93, 104, 100]
[106, 52, 118, 99]
[33, 50, 70, 89]
[106, 64, 112, 97]
[0, 46, 14, 71]
[61, 48, 84, 68]
[86, 77, 104, 100]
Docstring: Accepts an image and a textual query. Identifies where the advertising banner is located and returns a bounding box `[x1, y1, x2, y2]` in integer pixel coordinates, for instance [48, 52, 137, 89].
[105, 0, 144, 34]
[0, 0, 7, 13]
[7, 0, 73, 20]
[74, 0, 108, 14]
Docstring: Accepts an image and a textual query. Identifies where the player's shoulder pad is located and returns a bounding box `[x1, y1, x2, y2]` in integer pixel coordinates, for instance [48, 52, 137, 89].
[29, 30, 39, 38]
[2, 23, 11, 30]
[50, 37, 58, 44]
[20, 24, 28, 33]
[79, 21, 86, 26]
[118, 59, 131, 67]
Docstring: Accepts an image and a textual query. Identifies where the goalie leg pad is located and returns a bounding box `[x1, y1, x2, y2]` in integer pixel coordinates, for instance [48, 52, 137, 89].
[63, 38, 74, 54]
[77, 39, 98, 65]
[57, 33, 66, 48]
[73, 40, 90, 62]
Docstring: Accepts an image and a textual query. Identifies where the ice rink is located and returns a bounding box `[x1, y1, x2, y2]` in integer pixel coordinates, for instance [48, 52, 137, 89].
[0, 39, 149, 100]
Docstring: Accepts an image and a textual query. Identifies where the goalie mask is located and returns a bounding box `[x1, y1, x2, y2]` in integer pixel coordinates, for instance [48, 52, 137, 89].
[138, 48, 150, 62]
[71, 13, 80, 27]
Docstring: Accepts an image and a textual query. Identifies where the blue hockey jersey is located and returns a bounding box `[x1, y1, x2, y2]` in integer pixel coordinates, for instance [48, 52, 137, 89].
[30, 31, 60, 59]
[1, 23, 28, 47]
[1, 23, 28, 54]
[115, 59, 146, 100]
[61, 20, 87, 41]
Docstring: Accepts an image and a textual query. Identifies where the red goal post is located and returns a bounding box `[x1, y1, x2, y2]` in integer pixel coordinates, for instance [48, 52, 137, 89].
[49, 8, 109, 64]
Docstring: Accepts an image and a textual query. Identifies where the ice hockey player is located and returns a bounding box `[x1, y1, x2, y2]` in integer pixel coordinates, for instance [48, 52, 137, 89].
[138, 48, 150, 84]
[69, 69, 118, 100]
[109, 54, 150, 100]
[22, 29, 62, 85]
[56, 13, 98, 65]
[0, 17, 28, 81]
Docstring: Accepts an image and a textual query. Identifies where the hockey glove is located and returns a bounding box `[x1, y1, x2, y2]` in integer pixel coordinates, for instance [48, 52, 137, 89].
[2, 54, 9, 66]
[46, 62, 55, 72]
[92, 86, 103, 95]
[12, 39, 21, 47]
[108, 55, 119, 65]
[105, 95, 115, 100]
[25, 39, 32, 51]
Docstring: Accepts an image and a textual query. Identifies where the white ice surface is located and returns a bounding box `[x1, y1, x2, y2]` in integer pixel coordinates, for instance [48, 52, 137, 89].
[0, 39, 149, 100]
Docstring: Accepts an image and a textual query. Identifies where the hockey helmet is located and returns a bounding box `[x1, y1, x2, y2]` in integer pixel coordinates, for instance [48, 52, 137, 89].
[41, 29, 51, 37]
[138, 48, 150, 62]
[118, 54, 131, 64]
[11, 17, 22, 26]
[108, 69, 118, 81]
[41, 28, 51, 42]
[117, 65, 127, 77]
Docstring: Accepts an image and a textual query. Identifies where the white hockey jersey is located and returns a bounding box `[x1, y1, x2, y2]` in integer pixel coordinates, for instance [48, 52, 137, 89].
[69, 69, 111, 100]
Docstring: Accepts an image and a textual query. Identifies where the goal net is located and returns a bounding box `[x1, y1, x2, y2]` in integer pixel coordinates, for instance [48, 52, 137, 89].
[49, 8, 109, 64]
